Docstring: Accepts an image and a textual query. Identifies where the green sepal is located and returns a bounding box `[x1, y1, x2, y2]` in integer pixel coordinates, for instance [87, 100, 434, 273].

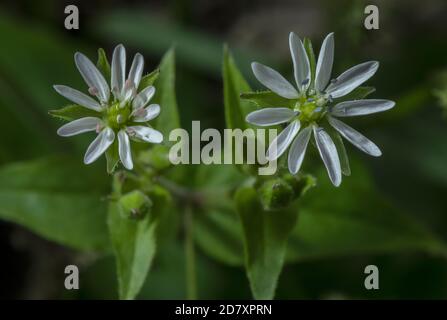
[282, 173, 316, 198]
[240, 91, 296, 108]
[105, 139, 120, 174]
[138, 68, 160, 92]
[97, 48, 111, 81]
[49, 104, 102, 122]
[258, 178, 294, 211]
[333, 86, 376, 102]
[303, 37, 316, 90]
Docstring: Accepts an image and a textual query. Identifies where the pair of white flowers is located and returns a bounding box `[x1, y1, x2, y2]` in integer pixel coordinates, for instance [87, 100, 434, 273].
[54, 44, 163, 170]
[246, 32, 395, 186]
[54, 33, 393, 186]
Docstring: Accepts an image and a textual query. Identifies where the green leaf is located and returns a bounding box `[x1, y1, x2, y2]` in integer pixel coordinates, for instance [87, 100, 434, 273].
[0, 156, 110, 251]
[152, 49, 180, 137]
[240, 91, 296, 108]
[303, 38, 316, 90]
[107, 176, 174, 299]
[223, 46, 252, 130]
[105, 140, 120, 174]
[108, 177, 170, 299]
[333, 86, 375, 102]
[49, 104, 102, 122]
[138, 68, 160, 92]
[235, 186, 299, 299]
[97, 48, 111, 81]
[108, 201, 157, 300]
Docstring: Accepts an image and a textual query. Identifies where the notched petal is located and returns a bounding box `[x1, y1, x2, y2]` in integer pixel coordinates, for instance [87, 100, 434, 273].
[288, 126, 312, 174]
[245, 107, 297, 126]
[251, 62, 299, 99]
[118, 130, 133, 170]
[315, 32, 334, 93]
[331, 99, 395, 117]
[313, 125, 342, 186]
[75, 52, 110, 103]
[289, 32, 311, 92]
[326, 61, 379, 99]
[327, 116, 382, 157]
[266, 120, 300, 161]
[84, 127, 115, 164]
[57, 117, 102, 137]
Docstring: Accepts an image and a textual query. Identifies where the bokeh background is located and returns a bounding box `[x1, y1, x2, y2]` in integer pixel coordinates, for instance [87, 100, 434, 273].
[1, 0, 447, 299]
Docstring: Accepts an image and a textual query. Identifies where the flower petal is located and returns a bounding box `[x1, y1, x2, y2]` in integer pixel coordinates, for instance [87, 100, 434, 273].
[132, 104, 161, 122]
[118, 130, 133, 170]
[288, 126, 312, 174]
[132, 86, 155, 110]
[251, 62, 299, 99]
[128, 53, 144, 89]
[53, 85, 102, 111]
[289, 32, 310, 92]
[325, 61, 379, 98]
[313, 125, 342, 187]
[331, 99, 395, 117]
[315, 32, 334, 93]
[127, 126, 163, 144]
[266, 120, 300, 161]
[57, 117, 102, 137]
[84, 127, 115, 164]
[327, 116, 381, 157]
[74, 52, 110, 103]
[246, 108, 297, 126]
[111, 44, 126, 99]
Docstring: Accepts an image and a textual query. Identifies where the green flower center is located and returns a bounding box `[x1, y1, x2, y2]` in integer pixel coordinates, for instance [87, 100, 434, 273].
[293, 93, 329, 126]
[105, 102, 132, 130]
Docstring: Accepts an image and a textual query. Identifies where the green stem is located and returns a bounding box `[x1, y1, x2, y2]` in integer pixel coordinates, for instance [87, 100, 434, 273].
[184, 205, 197, 300]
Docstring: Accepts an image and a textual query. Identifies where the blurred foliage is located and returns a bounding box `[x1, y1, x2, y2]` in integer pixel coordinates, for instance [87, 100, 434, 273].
[1, 0, 447, 300]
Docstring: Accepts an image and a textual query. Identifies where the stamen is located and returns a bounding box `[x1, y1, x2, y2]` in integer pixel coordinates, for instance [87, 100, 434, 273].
[95, 123, 102, 134]
[135, 108, 146, 118]
[301, 78, 310, 86]
[88, 87, 98, 96]
[116, 115, 124, 124]
[124, 79, 133, 91]
[126, 127, 136, 137]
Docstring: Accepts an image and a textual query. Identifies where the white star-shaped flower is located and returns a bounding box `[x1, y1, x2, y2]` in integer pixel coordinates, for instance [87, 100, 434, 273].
[246, 32, 395, 186]
[54, 44, 163, 170]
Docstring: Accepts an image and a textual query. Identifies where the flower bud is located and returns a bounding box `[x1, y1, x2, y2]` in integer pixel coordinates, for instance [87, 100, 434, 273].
[118, 190, 152, 220]
[258, 178, 294, 211]
[282, 173, 316, 198]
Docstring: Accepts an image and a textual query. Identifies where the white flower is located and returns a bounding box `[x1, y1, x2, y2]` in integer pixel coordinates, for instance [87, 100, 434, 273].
[246, 32, 395, 186]
[54, 44, 163, 170]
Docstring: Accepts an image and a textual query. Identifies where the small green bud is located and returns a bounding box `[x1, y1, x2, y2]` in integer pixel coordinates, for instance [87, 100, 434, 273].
[118, 190, 152, 220]
[282, 173, 316, 198]
[258, 178, 294, 211]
